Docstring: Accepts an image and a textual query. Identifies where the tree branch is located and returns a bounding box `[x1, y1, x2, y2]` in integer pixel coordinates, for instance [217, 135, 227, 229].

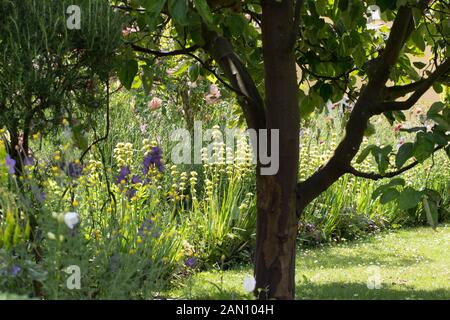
[131, 44, 199, 57]
[201, 25, 266, 130]
[347, 145, 444, 180]
[374, 58, 450, 114]
[296, 4, 430, 215]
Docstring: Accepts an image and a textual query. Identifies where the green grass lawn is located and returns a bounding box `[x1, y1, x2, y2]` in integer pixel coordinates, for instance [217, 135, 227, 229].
[168, 224, 450, 300]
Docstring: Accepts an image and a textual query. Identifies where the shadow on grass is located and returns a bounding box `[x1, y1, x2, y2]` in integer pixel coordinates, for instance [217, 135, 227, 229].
[179, 281, 450, 300]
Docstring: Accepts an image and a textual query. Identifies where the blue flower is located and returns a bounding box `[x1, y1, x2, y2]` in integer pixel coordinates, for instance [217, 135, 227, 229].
[5, 154, 16, 174]
[67, 162, 83, 179]
[10, 265, 21, 276]
[138, 219, 154, 237]
[131, 174, 141, 184]
[126, 188, 137, 200]
[138, 219, 160, 238]
[117, 166, 131, 184]
[23, 156, 35, 166]
[185, 257, 197, 268]
[142, 146, 164, 174]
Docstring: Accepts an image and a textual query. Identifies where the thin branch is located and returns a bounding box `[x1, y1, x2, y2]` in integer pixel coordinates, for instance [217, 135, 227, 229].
[185, 52, 244, 95]
[347, 145, 444, 180]
[131, 44, 199, 57]
[383, 79, 428, 100]
[374, 58, 450, 114]
[80, 80, 110, 162]
[299, 64, 357, 81]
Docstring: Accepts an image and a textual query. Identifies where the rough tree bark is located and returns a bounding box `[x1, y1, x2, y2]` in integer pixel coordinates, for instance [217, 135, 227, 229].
[254, 0, 299, 300]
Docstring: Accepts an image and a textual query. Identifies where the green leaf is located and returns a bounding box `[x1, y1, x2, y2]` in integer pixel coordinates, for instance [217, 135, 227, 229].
[168, 0, 189, 26]
[377, 0, 397, 11]
[428, 114, 450, 131]
[433, 83, 443, 94]
[352, 45, 366, 68]
[356, 145, 376, 163]
[141, 65, 154, 95]
[193, 0, 213, 25]
[380, 188, 400, 204]
[299, 91, 322, 118]
[72, 124, 88, 151]
[413, 132, 435, 163]
[319, 83, 333, 102]
[224, 14, 249, 37]
[395, 142, 414, 169]
[397, 187, 422, 210]
[427, 102, 445, 117]
[118, 60, 139, 90]
[143, 0, 166, 13]
[372, 178, 405, 199]
[188, 63, 200, 82]
[142, 0, 166, 29]
[411, 29, 425, 52]
[372, 145, 392, 175]
[172, 61, 190, 77]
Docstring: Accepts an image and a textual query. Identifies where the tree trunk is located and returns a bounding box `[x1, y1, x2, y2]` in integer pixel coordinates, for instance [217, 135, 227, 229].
[255, 0, 299, 300]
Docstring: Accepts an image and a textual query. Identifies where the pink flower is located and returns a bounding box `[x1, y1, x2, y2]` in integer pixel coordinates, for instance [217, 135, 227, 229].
[394, 123, 402, 133]
[122, 26, 139, 37]
[148, 97, 162, 111]
[209, 84, 221, 97]
[205, 84, 221, 105]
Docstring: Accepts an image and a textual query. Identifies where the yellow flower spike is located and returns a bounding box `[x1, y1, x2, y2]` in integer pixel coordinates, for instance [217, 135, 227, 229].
[72, 200, 79, 207]
[137, 237, 142, 244]
[62, 118, 69, 126]
[32, 133, 40, 141]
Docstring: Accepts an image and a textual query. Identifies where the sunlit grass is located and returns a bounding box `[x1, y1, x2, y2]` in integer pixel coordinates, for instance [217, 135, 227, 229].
[167, 224, 450, 300]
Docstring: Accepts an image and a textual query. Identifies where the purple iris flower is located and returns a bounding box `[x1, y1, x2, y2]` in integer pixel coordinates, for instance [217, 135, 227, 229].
[5, 154, 16, 174]
[127, 188, 137, 200]
[67, 162, 83, 178]
[138, 219, 160, 238]
[23, 156, 35, 166]
[185, 257, 197, 268]
[142, 146, 164, 174]
[117, 166, 131, 184]
[11, 265, 21, 276]
[131, 175, 141, 184]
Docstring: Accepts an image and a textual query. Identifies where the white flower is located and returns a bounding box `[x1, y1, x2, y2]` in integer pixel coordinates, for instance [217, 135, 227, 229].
[243, 276, 256, 293]
[64, 212, 79, 229]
